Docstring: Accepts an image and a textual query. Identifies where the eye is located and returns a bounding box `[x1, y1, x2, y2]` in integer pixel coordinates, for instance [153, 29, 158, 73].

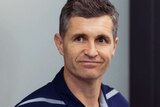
[96, 36, 110, 44]
[73, 34, 86, 42]
[98, 37, 107, 43]
[75, 36, 84, 42]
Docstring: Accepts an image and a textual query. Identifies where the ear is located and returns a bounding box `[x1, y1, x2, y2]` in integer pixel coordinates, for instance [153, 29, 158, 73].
[112, 36, 118, 56]
[54, 33, 64, 56]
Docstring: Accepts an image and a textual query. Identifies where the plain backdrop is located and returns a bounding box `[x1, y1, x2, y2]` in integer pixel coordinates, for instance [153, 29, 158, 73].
[0, 0, 129, 107]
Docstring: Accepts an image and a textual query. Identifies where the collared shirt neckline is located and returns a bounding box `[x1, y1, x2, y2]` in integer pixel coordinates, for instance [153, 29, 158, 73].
[52, 67, 108, 107]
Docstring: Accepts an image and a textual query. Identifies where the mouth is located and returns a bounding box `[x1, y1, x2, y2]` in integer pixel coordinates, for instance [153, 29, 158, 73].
[78, 61, 102, 68]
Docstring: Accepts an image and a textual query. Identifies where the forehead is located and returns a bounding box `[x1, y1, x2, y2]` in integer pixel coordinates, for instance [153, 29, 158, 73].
[66, 16, 113, 37]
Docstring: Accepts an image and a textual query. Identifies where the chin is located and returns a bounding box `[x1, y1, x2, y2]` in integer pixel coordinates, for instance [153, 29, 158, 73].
[79, 71, 103, 80]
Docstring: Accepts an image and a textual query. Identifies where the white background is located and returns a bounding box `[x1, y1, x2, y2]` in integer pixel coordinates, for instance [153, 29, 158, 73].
[0, 0, 129, 107]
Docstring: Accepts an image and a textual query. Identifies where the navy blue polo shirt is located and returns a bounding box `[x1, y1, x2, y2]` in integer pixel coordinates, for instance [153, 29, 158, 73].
[15, 67, 129, 107]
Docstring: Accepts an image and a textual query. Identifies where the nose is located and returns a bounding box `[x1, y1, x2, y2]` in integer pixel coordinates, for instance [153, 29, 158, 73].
[84, 42, 98, 58]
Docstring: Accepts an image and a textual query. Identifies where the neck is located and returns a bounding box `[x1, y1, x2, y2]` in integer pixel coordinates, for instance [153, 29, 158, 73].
[64, 69, 102, 107]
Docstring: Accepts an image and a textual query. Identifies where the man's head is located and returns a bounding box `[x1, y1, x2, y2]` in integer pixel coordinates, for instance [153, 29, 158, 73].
[54, 0, 119, 81]
[59, 0, 119, 39]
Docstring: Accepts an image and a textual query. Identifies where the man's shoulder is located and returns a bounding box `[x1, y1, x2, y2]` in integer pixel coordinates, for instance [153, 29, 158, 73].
[102, 84, 130, 107]
[15, 82, 65, 107]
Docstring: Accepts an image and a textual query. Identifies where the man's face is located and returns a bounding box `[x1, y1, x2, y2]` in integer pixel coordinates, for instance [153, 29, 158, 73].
[55, 15, 118, 81]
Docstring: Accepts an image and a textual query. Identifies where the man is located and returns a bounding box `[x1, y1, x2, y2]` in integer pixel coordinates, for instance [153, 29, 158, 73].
[15, 0, 129, 107]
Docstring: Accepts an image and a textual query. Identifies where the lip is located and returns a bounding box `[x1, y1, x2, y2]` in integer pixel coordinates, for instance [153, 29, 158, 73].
[78, 61, 102, 68]
[78, 61, 102, 63]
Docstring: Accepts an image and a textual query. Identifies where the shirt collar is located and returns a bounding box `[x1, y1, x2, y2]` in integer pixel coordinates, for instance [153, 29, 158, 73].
[52, 67, 108, 107]
[99, 90, 109, 107]
[52, 67, 85, 107]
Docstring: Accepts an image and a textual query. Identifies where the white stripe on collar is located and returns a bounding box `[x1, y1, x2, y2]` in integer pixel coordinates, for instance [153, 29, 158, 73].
[106, 89, 119, 99]
[99, 90, 109, 107]
[17, 97, 66, 106]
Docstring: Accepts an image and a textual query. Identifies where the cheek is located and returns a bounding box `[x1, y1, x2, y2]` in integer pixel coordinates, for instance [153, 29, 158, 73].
[63, 45, 79, 60]
[99, 48, 113, 60]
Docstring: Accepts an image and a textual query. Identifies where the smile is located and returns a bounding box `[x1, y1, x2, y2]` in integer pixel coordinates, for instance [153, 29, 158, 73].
[78, 61, 102, 68]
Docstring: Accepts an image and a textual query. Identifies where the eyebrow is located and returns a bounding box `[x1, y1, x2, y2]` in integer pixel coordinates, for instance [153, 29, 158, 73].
[71, 33, 87, 39]
[97, 34, 111, 39]
[97, 34, 110, 38]
[71, 33, 112, 41]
